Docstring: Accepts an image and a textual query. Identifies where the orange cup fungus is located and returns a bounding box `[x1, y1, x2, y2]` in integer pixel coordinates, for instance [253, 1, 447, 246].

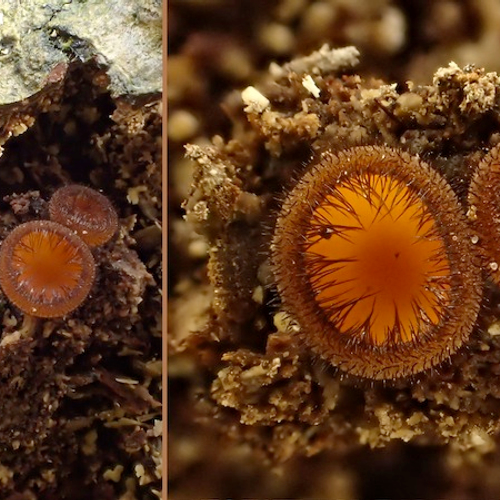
[272, 146, 482, 380]
[0, 220, 95, 318]
[49, 184, 118, 247]
[468, 144, 500, 284]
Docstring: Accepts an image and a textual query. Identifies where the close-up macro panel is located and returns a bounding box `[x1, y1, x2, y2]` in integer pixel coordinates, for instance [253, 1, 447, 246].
[169, 1, 500, 499]
[0, 1, 163, 498]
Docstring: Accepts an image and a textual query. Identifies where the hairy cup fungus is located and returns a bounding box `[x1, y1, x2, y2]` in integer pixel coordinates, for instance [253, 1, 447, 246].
[49, 184, 118, 247]
[0, 220, 95, 318]
[272, 146, 482, 379]
[468, 144, 500, 284]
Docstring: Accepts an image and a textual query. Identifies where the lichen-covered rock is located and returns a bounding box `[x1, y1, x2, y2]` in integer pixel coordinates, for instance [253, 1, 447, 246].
[0, 0, 161, 104]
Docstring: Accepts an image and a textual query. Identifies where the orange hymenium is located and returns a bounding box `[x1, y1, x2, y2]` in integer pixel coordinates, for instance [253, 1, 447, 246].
[305, 172, 449, 345]
[272, 146, 482, 380]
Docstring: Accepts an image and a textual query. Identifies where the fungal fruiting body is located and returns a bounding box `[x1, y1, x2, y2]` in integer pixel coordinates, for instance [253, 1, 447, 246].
[49, 184, 118, 247]
[0, 220, 95, 318]
[468, 144, 500, 283]
[272, 146, 482, 380]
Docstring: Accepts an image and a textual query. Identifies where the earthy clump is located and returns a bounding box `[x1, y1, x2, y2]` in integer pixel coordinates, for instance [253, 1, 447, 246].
[177, 45, 500, 480]
[0, 59, 161, 498]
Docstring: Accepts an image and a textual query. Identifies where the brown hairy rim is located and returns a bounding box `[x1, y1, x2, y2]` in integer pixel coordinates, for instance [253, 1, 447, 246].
[468, 144, 500, 283]
[272, 145, 482, 380]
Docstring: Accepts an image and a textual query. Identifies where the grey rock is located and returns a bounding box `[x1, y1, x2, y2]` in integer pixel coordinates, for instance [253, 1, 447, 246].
[0, 0, 162, 105]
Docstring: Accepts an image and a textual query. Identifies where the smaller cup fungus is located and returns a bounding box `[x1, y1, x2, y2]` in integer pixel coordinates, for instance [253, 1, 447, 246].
[272, 145, 483, 380]
[0, 220, 96, 318]
[468, 144, 500, 284]
[49, 184, 119, 247]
